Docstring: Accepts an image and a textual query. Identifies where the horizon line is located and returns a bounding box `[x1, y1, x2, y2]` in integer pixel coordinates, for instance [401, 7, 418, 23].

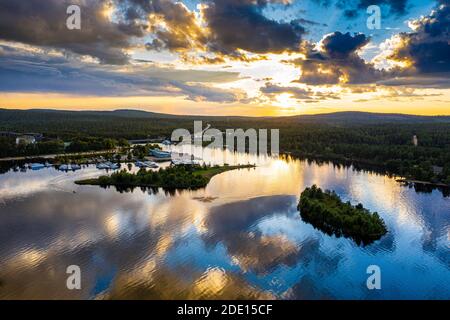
[1, 107, 450, 118]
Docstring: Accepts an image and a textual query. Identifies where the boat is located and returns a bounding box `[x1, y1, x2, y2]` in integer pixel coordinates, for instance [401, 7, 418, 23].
[59, 164, 69, 171]
[96, 163, 110, 170]
[71, 164, 81, 171]
[30, 163, 45, 170]
[136, 160, 159, 169]
[108, 163, 120, 170]
[45, 162, 52, 167]
[96, 161, 120, 170]
[135, 161, 147, 168]
[150, 149, 171, 158]
[145, 161, 159, 168]
[171, 159, 201, 166]
[161, 140, 171, 145]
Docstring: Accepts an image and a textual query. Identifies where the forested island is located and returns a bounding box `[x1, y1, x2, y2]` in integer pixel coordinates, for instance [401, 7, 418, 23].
[75, 164, 255, 189]
[298, 185, 387, 245]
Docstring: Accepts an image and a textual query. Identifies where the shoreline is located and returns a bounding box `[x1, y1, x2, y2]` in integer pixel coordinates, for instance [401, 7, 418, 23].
[1, 148, 448, 189]
[75, 164, 256, 189]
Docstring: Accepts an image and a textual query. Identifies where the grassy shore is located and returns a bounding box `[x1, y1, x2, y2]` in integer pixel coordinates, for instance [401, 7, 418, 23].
[75, 164, 255, 189]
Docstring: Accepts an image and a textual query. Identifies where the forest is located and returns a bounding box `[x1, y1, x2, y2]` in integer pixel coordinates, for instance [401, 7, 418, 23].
[1, 109, 449, 184]
[75, 164, 254, 189]
[298, 185, 388, 245]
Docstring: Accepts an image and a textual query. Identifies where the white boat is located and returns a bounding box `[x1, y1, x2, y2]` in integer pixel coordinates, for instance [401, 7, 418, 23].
[59, 164, 69, 171]
[45, 162, 52, 167]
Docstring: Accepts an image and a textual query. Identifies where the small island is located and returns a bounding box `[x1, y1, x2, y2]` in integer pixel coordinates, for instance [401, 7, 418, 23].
[298, 185, 387, 245]
[75, 164, 255, 189]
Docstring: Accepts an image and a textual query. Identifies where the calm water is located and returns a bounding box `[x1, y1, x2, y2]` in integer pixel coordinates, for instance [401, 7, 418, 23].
[0, 148, 449, 299]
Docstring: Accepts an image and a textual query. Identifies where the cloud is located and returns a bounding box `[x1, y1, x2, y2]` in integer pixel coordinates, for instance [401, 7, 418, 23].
[0, 0, 149, 64]
[377, 74, 450, 89]
[373, 2, 450, 88]
[201, 0, 305, 56]
[130, 0, 306, 61]
[334, 0, 410, 18]
[356, 0, 409, 15]
[387, 2, 450, 74]
[260, 82, 340, 101]
[288, 32, 385, 85]
[0, 46, 245, 103]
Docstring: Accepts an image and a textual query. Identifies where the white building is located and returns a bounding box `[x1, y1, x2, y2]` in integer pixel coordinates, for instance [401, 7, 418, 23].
[16, 135, 36, 145]
[412, 135, 418, 147]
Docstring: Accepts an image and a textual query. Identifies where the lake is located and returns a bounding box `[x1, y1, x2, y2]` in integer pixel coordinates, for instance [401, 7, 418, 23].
[0, 148, 449, 299]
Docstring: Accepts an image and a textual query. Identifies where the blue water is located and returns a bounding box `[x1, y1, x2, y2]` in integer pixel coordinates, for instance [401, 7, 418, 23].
[0, 153, 448, 299]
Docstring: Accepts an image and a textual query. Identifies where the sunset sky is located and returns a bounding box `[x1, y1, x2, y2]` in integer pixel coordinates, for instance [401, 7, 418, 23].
[0, 0, 449, 116]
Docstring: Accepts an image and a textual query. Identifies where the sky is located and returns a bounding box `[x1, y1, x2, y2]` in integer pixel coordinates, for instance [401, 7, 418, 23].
[0, 0, 449, 116]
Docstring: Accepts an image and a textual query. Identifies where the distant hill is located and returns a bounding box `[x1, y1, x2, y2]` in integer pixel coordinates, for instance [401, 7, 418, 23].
[1, 108, 449, 124]
[284, 111, 450, 125]
[1, 109, 450, 140]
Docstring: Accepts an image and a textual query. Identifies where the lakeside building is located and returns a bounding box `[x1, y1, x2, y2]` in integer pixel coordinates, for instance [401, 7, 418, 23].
[16, 135, 36, 145]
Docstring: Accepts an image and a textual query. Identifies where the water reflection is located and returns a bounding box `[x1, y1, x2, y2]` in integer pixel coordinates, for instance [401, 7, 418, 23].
[0, 152, 449, 299]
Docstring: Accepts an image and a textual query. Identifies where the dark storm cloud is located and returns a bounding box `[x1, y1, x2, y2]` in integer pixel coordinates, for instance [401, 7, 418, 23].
[202, 0, 305, 56]
[0, 0, 147, 64]
[388, 2, 450, 74]
[321, 31, 369, 57]
[289, 32, 385, 85]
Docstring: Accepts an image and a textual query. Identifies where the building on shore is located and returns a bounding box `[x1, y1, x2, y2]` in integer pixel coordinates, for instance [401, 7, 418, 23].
[16, 135, 36, 145]
[412, 135, 418, 147]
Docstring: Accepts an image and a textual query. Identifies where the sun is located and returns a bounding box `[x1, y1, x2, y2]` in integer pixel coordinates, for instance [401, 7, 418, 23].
[273, 93, 297, 109]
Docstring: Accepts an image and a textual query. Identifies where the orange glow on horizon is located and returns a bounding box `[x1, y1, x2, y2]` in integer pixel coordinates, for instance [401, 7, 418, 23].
[0, 92, 449, 116]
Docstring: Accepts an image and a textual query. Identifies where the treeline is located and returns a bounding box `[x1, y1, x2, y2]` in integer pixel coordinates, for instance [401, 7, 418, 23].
[80, 165, 210, 189]
[298, 185, 387, 245]
[1, 109, 449, 184]
[278, 123, 450, 184]
[0, 136, 129, 158]
[0, 137, 65, 158]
